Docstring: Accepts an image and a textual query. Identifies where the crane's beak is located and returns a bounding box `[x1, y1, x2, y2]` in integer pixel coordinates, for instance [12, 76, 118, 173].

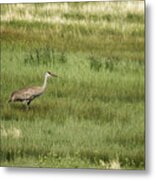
[51, 73, 58, 77]
[47, 71, 58, 77]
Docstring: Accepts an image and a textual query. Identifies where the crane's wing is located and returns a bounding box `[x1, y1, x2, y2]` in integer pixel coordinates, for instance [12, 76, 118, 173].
[10, 87, 43, 101]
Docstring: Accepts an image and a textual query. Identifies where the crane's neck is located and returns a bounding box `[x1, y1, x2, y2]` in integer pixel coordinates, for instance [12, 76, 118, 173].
[42, 75, 48, 90]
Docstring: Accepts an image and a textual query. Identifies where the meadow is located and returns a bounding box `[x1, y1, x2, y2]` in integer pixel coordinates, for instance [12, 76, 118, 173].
[0, 1, 144, 169]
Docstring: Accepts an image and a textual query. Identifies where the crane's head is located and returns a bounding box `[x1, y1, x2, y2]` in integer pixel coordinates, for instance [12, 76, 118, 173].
[45, 71, 57, 78]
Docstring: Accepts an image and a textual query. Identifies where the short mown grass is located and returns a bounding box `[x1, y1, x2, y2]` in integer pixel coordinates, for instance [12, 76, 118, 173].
[0, 1, 144, 169]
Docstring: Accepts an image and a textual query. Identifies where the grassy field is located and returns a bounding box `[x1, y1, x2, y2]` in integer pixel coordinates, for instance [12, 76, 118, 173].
[0, 1, 144, 169]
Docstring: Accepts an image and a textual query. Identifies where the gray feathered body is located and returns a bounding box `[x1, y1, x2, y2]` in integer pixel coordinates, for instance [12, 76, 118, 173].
[9, 86, 44, 104]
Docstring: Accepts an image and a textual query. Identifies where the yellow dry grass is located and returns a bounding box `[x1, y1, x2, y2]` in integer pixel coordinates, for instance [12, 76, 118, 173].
[1, 1, 144, 23]
[1, 125, 22, 139]
[99, 159, 121, 169]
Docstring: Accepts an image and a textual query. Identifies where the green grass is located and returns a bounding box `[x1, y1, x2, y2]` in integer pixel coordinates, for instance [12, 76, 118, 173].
[0, 1, 144, 169]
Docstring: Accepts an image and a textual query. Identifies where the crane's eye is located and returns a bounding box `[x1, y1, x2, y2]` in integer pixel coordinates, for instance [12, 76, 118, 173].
[47, 71, 52, 75]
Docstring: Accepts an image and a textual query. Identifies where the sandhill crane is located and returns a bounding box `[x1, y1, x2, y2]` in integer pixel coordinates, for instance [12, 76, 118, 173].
[8, 71, 57, 107]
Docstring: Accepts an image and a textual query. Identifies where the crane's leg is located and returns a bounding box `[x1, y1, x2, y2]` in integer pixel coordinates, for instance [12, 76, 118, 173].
[24, 101, 30, 111]
[27, 100, 32, 108]
[21, 100, 29, 110]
